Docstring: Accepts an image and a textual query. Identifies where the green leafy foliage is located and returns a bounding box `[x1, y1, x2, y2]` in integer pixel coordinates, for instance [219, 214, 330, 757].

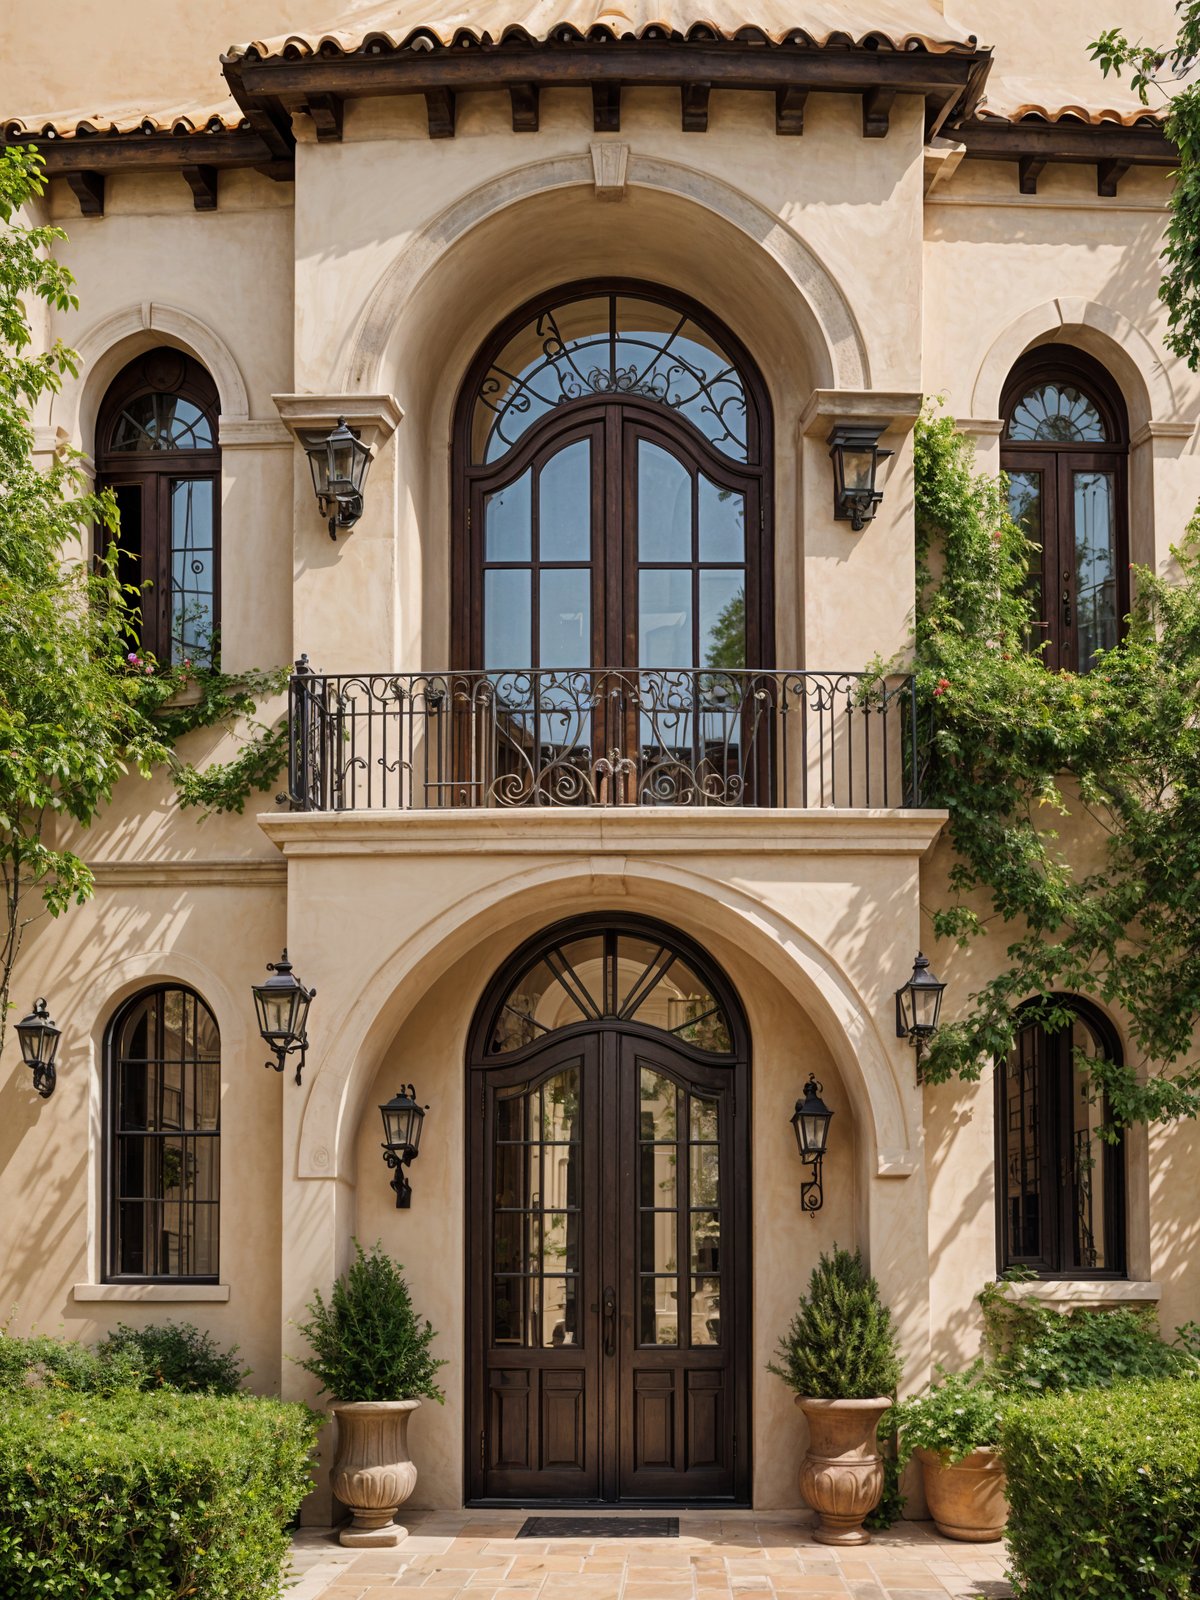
[0, 145, 288, 1041]
[888, 1360, 1008, 1469]
[1002, 1379, 1200, 1599]
[1092, 8, 1200, 370]
[0, 1388, 318, 1600]
[768, 1247, 902, 1400]
[0, 1322, 247, 1395]
[296, 1240, 447, 1403]
[96, 1321, 247, 1394]
[912, 407, 1200, 1128]
[979, 1276, 1199, 1394]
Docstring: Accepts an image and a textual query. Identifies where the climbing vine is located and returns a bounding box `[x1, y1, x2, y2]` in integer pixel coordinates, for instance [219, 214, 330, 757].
[911, 408, 1200, 1128]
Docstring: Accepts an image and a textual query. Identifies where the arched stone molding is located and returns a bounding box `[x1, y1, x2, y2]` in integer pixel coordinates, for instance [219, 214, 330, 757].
[970, 297, 1176, 435]
[293, 860, 916, 1188]
[46, 302, 251, 455]
[340, 152, 870, 396]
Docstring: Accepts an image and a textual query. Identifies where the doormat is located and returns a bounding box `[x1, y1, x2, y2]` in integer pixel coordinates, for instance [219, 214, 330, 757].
[516, 1516, 679, 1539]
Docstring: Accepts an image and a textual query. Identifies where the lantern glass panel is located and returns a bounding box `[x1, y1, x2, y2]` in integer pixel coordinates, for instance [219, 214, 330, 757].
[330, 435, 356, 489]
[897, 985, 916, 1037]
[911, 983, 942, 1035]
[800, 1110, 829, 1156]
[254, 986, 299, 1044]
[17, 1014, 57, 1068]
[842, 444, 875, 494]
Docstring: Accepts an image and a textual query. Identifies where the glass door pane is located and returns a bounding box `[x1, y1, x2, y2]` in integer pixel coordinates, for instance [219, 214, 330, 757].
[169, 479, 215, 665]
[1072, 470, 1118, 668]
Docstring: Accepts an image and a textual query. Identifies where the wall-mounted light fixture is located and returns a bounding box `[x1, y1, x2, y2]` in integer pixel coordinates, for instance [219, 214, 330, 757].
[896, 951, 947, 1082]
[827, 424, 893, 531]
[300, 416, 373, 540]
[16, 997, 61, 1099]
[379, 1086, 427, 1208]
[790, 1076, 833, 1215]
[252, 950, 315, 1085]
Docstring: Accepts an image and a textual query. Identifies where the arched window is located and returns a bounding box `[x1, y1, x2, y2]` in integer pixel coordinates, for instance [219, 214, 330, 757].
[454, 281, 771, 675]
[105, 985, 220, 1282]
[96, 348, 220, 666]
[996, 1000, 1125, 1278]
[1001, 349, 1129, 673]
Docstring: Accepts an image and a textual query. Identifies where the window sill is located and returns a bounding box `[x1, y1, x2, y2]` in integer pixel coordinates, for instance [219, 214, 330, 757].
[73, 1283, 230, 1303]
[1003, 1279, 1160, 1306]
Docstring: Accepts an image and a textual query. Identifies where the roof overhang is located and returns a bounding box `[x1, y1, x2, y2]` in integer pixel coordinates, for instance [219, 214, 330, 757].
[957, 113, 1176, 196]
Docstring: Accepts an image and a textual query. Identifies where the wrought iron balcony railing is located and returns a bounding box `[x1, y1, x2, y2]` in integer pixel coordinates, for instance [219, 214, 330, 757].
[285, 662, 923, 813]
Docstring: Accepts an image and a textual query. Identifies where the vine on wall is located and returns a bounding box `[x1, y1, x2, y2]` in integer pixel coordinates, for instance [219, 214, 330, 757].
[911, 408, 1200, 1129]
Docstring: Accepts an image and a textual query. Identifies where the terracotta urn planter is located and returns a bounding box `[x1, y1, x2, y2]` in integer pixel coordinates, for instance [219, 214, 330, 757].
[914, 1446, 1008, 1542]
[796, 1396, 891, 1545]
[330, 1398, 420, 1547]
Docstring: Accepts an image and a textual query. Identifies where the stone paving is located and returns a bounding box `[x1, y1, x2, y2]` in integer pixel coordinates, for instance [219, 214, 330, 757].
[287, 1511, 1014, 1600]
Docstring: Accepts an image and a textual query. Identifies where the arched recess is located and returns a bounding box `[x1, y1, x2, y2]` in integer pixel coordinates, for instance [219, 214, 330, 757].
[340, 152, 869, 396]
[971, 298, 1175, 435]
[46, 302, 251, 456]
[293, 861, 915, 1187]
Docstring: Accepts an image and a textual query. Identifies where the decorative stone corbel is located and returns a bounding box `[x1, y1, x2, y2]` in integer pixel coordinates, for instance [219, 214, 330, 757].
[798, 389, 923, 441]
[272, 393, 404, 455]
[590, 141, 629, 201]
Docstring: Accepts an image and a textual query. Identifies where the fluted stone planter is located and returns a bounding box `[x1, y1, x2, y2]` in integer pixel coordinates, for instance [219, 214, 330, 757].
[796, 1396, 891, 1546]
[915, 1446, 1008, 1542]
[330, 1399, 420, 1547]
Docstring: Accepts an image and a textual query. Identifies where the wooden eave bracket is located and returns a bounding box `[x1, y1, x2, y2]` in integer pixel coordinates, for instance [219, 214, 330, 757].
[954, 118, 1175, 196]
[273, 392, 404, 455]
[66, 169, 104, 215]
[227, 41, 989, 142]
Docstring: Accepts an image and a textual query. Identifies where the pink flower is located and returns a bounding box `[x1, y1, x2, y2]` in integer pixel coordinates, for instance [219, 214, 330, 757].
[127, 652, 138, 664]
[933, 677, 951, 698]
[144, 665, 154, 676]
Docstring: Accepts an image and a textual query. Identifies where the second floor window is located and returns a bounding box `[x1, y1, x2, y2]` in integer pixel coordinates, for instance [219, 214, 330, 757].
[1001, 350, 1129, 674]
[96, 347, 221, 666]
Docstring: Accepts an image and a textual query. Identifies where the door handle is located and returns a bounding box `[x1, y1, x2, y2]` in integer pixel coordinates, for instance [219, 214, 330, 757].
[602, 1285, 616, 1357]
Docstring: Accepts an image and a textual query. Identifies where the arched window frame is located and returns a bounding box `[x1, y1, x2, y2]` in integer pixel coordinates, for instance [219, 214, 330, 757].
[451, 279, 774, 674]
[95, 348, 221, 667]
[103, 983, 221, 1284]
[995, 996, 1126, 1280]
[1000, 347, 1129, 674]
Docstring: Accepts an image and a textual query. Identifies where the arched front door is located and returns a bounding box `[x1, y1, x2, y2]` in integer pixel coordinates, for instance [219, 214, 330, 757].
[466, 916, 751, 1504]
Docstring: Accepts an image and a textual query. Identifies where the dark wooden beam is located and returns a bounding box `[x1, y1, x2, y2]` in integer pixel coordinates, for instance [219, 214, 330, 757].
[592, 82, 621, 133]
[1097, 156, 1132, 197]
[862, 85, 897, 138]
[233, 42, 983, 103]
[957, 118, 1174, 169]
[1019, 154, 1046, 194]
[774, 85, 808, 135]
[424, 87, 455, 138]
[181, 163, 218, 210]
[306, 92, 344, 142]
[65, 169, 104, 215]
[681, 81, 710, 132]
[6, 128, 279, 174]
[510, 82, 540, 132]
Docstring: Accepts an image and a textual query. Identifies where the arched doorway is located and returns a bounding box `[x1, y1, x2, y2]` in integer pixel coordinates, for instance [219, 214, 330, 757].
[466, 914, 751, 1505]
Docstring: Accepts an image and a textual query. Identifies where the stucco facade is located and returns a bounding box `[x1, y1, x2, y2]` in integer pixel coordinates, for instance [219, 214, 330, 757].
[1, 0, 1197, 1520]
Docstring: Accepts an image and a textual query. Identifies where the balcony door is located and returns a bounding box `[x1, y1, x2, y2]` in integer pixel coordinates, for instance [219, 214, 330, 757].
[466, 916, 751, 1505]
[453, 283, 771, 801]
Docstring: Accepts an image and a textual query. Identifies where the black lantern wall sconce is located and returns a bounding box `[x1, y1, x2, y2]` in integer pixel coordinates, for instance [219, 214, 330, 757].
[300, 416, 373, 540]
[16, 997, 61, 1099]
[379, 1086, 427, 1208]
[252, 950, 315, 1085]
[896, 951, 947, 1082]
[790, 1075, 834, 1215]
[827, 424, 893, 531]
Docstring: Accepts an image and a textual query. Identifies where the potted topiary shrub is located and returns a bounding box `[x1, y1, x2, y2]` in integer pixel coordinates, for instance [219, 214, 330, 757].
[891, 1362, 1009, 1542]
[769, 1247, 902, 1545]
[297, 1240, 446, 1547]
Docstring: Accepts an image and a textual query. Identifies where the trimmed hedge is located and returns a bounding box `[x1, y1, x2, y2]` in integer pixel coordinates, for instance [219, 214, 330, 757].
[1003, 1379, 1200, 1600]
[0, 1389, 319, 1599]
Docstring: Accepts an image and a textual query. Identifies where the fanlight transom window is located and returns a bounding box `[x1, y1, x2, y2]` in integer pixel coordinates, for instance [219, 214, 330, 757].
[1006, 382, 1107, 445]
[487, 927, 734, 1055]
[473, 291, 754, 465]
[107, 391, 215, 453]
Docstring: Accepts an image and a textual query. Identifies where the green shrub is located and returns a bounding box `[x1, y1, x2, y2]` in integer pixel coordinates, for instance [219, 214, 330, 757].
[98, 1319, 247, 1393]
[889, 1360, 1009, 1468]
[296, 1239, 447, 1403]
[980, 1277, 1197, 1394]
[768, 1247, 902, 1400]
[0, 1321, 245, 1395]
[0, 1389, 319, 1600]
[1003, 1379, 1200, 1599]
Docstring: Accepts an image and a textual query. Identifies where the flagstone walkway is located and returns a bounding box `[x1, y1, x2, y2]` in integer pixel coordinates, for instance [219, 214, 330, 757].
[287, 1511, 1013, 1600]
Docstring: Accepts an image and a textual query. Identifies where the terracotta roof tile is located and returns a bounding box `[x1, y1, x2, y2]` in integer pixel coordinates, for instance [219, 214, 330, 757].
[974, 103, 1166, 129]
[224, 0, 981, 60]
[2, 103, 245, 141]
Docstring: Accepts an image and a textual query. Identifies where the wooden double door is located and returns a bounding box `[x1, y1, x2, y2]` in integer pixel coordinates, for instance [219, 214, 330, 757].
[467, 1027, 749, 1503]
